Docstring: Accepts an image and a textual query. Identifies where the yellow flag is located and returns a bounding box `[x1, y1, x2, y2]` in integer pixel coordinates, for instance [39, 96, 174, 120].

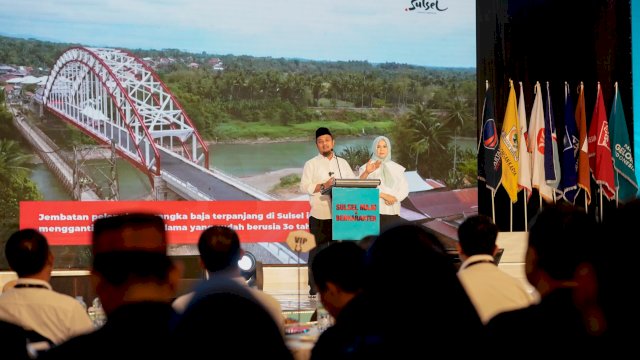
[500, 80, 520, 202]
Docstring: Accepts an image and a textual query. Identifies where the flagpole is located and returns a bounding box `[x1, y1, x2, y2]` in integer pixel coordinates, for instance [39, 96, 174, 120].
[523, 189, 528, 229]
[599, 184, 604, 222]
[491, 189, 496, 223]
[539, 193, 542, 209]
[614, 81, 619, 209]
[509, 201, 513, 232]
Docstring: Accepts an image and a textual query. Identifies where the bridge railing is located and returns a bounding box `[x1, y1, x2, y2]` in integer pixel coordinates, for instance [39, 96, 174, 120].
[160, 170, 212, 200]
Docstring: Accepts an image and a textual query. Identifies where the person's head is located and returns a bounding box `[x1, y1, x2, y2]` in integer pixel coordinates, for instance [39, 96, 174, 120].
[456, 215, 499, 259]
[91, 213, 180, 315]
[358, 235, 377, 250]
[365, 223, 483, 336]
[371, 136, 391, 162]
[526, 204, 598, 295]
[366, 224, 453, 292]
[5, 229, 53, 278]
[312, 241, 365, 318]
[315, 127, 334, 157]
[197, 226, 241, 274]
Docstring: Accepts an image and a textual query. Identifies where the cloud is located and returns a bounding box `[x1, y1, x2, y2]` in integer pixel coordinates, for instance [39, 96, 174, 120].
[0, 0, 475, 67]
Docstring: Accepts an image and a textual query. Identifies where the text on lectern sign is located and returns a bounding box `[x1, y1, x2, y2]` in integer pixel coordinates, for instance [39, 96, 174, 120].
[332, 187, 380, 241]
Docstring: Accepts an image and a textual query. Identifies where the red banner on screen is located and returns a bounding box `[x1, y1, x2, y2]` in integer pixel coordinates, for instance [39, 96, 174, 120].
[20, 201, 311, 245]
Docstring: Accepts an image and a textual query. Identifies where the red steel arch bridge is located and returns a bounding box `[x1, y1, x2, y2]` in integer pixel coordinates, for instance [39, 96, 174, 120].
[43, 47, 270, 201]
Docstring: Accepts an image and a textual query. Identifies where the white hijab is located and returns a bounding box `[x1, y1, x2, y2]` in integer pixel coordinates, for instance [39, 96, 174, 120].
[370, 136, 394, 188]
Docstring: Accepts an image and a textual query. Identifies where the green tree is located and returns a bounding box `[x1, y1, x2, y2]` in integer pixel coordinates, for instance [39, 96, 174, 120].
[392, 104, 452, 181]
[337, 145, 371, 172]
[0, 139, 43, 257]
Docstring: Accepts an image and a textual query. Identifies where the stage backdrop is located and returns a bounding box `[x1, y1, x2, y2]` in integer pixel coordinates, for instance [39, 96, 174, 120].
[0, 0, 477, 267]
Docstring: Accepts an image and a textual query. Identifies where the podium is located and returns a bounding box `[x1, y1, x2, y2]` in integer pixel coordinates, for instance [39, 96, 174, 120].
[323, 179, 381, 241]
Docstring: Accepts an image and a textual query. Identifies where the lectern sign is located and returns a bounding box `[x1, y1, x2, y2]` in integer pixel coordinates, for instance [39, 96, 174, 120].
[332, 187, 380, 241]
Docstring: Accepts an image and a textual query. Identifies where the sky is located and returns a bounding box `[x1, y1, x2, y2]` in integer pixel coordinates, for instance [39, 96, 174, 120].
[0, 0, 476, 68]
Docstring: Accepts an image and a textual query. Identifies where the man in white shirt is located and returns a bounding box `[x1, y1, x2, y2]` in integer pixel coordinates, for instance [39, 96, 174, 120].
[456, 215, 535, 324]
[0, 229, 94, 344]
[172, 226, 284, 334]
[299, 127, 355, 296]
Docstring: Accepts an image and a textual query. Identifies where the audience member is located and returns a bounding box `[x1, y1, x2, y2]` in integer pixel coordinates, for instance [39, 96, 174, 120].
[0, 319, 32, 360]
[486, 204, 605, 355]
[0, 229, 93, 345]
[456, 215, 535, 323]
[310, 241, 366, 360]
[2, 279, 18, 293]
[40, 213, 182, 360]
[172, 225, 284, 334]
[366, 224, 485, 346]
[310, 223, 485, 358]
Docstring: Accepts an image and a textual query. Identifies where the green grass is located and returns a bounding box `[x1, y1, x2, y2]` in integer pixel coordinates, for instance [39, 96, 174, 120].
[213, 120, 394, 141]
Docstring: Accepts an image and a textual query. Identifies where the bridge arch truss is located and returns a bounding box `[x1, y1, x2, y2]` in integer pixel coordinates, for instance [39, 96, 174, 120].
[43, 47, 209, 183]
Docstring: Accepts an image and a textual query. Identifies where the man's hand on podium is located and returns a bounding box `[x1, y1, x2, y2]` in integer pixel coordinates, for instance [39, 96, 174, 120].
[319, 178, 334, 193]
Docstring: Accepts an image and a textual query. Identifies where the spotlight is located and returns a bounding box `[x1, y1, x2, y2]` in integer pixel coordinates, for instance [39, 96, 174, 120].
[238, 251, 257, 287]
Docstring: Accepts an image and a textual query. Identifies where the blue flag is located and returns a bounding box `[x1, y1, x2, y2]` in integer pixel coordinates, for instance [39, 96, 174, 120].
[543, 82, 561, 195]
[561, 83, 579, 203]
[478, 85, 502, 191]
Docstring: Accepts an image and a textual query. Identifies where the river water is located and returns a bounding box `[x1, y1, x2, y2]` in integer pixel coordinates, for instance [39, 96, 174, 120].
[30, 136, 475, 200]
[30, 136, 377, 200]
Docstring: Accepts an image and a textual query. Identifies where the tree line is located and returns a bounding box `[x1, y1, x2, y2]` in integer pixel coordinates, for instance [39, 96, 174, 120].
[1, 35, 478, 187]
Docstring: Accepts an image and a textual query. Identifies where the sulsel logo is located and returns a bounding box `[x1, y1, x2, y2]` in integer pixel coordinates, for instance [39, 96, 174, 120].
[405, 0, 448, 13]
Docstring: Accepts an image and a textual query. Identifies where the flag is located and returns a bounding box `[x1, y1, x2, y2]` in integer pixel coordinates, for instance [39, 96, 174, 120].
[517, 81, 531, 200]
[478, 85, 502, 191]
[575, 83, 591, 204]
[543, 82, 561, 195]
[588, 83, 615, 200]
[609, 83, 638, 202]
[560, 82, 579, 203]
[529, 82, 554, 201]
[500, 80, 520, 203]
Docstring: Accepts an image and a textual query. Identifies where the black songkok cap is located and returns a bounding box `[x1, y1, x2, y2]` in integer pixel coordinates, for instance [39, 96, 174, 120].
[316, 127, 332, 139]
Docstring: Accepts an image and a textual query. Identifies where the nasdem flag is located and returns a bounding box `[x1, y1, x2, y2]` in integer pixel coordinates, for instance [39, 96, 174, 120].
[478, 85, 502, 191]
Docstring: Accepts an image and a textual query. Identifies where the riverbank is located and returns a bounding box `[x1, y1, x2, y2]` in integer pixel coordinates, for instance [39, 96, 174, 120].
[205, 136, 310, 146]
[239, 167, 304, 200]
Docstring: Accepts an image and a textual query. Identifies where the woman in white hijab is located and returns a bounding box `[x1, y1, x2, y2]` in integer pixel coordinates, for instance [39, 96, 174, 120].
[359, 136, 409, 231]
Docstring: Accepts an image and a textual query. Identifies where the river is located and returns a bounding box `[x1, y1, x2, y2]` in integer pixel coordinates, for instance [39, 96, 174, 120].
[30, 136, 475, 200]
